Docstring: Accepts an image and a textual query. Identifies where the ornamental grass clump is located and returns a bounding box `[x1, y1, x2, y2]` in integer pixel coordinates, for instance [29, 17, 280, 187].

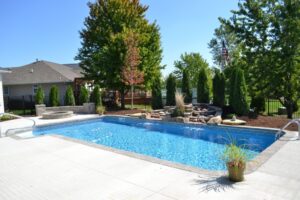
[172, 92, 185, 117]
[222, 143, 248, 182]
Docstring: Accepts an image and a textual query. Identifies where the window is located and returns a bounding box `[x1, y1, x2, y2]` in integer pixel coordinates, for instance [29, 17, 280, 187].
[32, 85, 38, 95]
[3, 86, 9, 96]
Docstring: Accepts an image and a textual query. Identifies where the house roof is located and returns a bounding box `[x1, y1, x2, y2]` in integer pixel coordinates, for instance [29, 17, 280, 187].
[63, 63, 83, 76]
[0, 67, 10, 73]
[2, 60, 83, 85]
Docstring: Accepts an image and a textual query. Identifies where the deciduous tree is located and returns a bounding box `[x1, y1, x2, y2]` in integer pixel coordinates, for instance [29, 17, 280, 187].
[121, 31, 144, 109]
[76, 0, 163, 109]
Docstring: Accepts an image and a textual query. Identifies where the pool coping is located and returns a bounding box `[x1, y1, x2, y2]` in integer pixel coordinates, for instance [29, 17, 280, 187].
[12, 114, 297, 176]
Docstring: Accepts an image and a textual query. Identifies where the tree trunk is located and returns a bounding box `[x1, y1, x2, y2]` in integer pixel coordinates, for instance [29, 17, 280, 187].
[120, 88, 125, 109]
[286, 102, 293, 119]
[131, 85, 134, 109]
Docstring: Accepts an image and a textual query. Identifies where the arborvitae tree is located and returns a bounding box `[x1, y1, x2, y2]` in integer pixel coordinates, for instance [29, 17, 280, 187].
[35, 86, 44, 105]
[166, 74, 176, 106]
[181, 69, 192, 103]
[229, 67, 238, 108]
[90, 85, 102, 107]
[79, 86, 89, 105]
[231, 68, 249, 116]
[223, 0, 300, 118]
[213, 70, 225, 107]
[197, 68, 210, 103]
[49, 85, 59, 107]
[64, 86, 75, 106]
[151, 76, 163, 109]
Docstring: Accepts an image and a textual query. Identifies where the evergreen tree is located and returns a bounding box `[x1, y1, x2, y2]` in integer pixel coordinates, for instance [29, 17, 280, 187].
[229, 67, 238, 108]
[166, 74, 176, 106]
[151, 76, 163, 109]
[197, 68, 210, 103]
[64, 86, 75, 106]
[223, 0, 300, 118]
[35, 86, 44, 105]
[79, 86, 89, 105]
[181, 69, 192, 103]
[49, 85, 59, 107]
[230, 68, 249, 115]
[213, 70, 225, 107]
[90, 85, 102, 107]
[76, 0, 163, 109]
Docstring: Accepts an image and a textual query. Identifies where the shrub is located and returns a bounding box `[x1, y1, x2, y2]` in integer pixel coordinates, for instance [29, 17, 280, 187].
[181, 69, 192, 103]
[96, 105, 105, 115]
[151, 76, 163, 109]
[90, 85, 102, 107]
[166, 74, 176, 106]
[171, 107, 184, 117]
[0, 114, 14, 121]
[49, 85, 59, 107]
[230, 68, 249, 116]
[64, 86, 75, 106]
[79, 86, 89, 105]
[35, 86, 44, 105]
[250, 95, 265, 113]
[213, 70, 225, 107]
[197, 68, 210, 103]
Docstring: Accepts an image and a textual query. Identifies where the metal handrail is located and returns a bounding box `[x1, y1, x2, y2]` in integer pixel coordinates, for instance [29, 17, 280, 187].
[0, 113, 36, 137]
[277, 119, 300, 140]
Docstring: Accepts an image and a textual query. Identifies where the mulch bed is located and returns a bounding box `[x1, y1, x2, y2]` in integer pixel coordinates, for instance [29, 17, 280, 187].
[105, 109, 297, 131]
[239, 115, 297, 131]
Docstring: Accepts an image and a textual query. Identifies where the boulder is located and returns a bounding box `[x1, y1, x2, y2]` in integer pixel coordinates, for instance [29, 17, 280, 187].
[207, 116, 222, 125]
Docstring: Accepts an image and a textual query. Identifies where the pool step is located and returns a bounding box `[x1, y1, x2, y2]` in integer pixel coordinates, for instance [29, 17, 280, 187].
[5, 127, 34, 137]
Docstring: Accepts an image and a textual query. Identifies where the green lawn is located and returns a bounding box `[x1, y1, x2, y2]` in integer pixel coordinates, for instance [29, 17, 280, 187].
[6, 109, 35, 116]
[125, 104, 152, 111]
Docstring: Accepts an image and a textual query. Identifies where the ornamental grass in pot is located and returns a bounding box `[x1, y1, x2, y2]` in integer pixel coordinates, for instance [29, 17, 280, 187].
[222, 143, 248, 182]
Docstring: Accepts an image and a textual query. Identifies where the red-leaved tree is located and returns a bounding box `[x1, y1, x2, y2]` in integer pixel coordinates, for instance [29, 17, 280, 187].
[122, 31, 144, 109]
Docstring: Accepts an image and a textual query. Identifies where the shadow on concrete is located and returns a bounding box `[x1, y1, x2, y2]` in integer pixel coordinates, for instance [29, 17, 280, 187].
[193, 175, 235, 192]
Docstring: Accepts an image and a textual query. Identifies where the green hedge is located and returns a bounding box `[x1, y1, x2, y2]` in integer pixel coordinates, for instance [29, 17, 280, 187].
[79, 86, 89, 105]
[49, 85, 59, 107]
[166, 74, 176, 106]
[182, 69, 192, 103]
[35, 86, 44, 104]
[64, 86, 75, 106]
[90, 85, 102, 107]
[213, 70, 225, 107]
[151, 76, 163, 109]
[197, 68, 210, 103]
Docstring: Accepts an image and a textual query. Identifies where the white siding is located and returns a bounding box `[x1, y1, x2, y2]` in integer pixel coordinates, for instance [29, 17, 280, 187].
[0, 75, 4, 113]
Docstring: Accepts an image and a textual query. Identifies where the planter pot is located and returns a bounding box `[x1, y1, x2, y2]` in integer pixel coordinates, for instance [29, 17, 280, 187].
[226, 162, 245, 182]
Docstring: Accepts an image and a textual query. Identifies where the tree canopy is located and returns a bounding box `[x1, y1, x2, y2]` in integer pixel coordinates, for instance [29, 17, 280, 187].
[76, 0, 163, 108]
[216, 0, 300, 118]
[173, 53, 209, 87]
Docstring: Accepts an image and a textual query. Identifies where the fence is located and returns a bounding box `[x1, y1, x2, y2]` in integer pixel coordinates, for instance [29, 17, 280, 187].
[4, 95, 36, 115]
[266, 99, 300, 119]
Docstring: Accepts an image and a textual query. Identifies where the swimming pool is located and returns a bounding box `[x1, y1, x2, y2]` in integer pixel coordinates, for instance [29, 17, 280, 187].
[33, 116, 278, 170]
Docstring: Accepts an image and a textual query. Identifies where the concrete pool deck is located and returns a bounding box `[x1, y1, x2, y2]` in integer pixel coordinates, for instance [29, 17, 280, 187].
[0, 115, 300, 199]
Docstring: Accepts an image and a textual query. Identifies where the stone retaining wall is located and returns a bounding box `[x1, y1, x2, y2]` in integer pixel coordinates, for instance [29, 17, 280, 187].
[35, 103, 95, 116]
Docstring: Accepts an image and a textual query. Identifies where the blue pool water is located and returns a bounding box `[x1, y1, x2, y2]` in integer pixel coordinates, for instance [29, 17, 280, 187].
[33, 116, 278, 170]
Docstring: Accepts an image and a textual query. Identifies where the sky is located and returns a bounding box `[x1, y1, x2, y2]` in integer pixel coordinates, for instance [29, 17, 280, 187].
[0, 0, 238, 76]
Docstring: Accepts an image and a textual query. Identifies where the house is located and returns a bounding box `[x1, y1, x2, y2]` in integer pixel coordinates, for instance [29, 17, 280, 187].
[0, 68, 11, 113]
[2, 60, 83, 108]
